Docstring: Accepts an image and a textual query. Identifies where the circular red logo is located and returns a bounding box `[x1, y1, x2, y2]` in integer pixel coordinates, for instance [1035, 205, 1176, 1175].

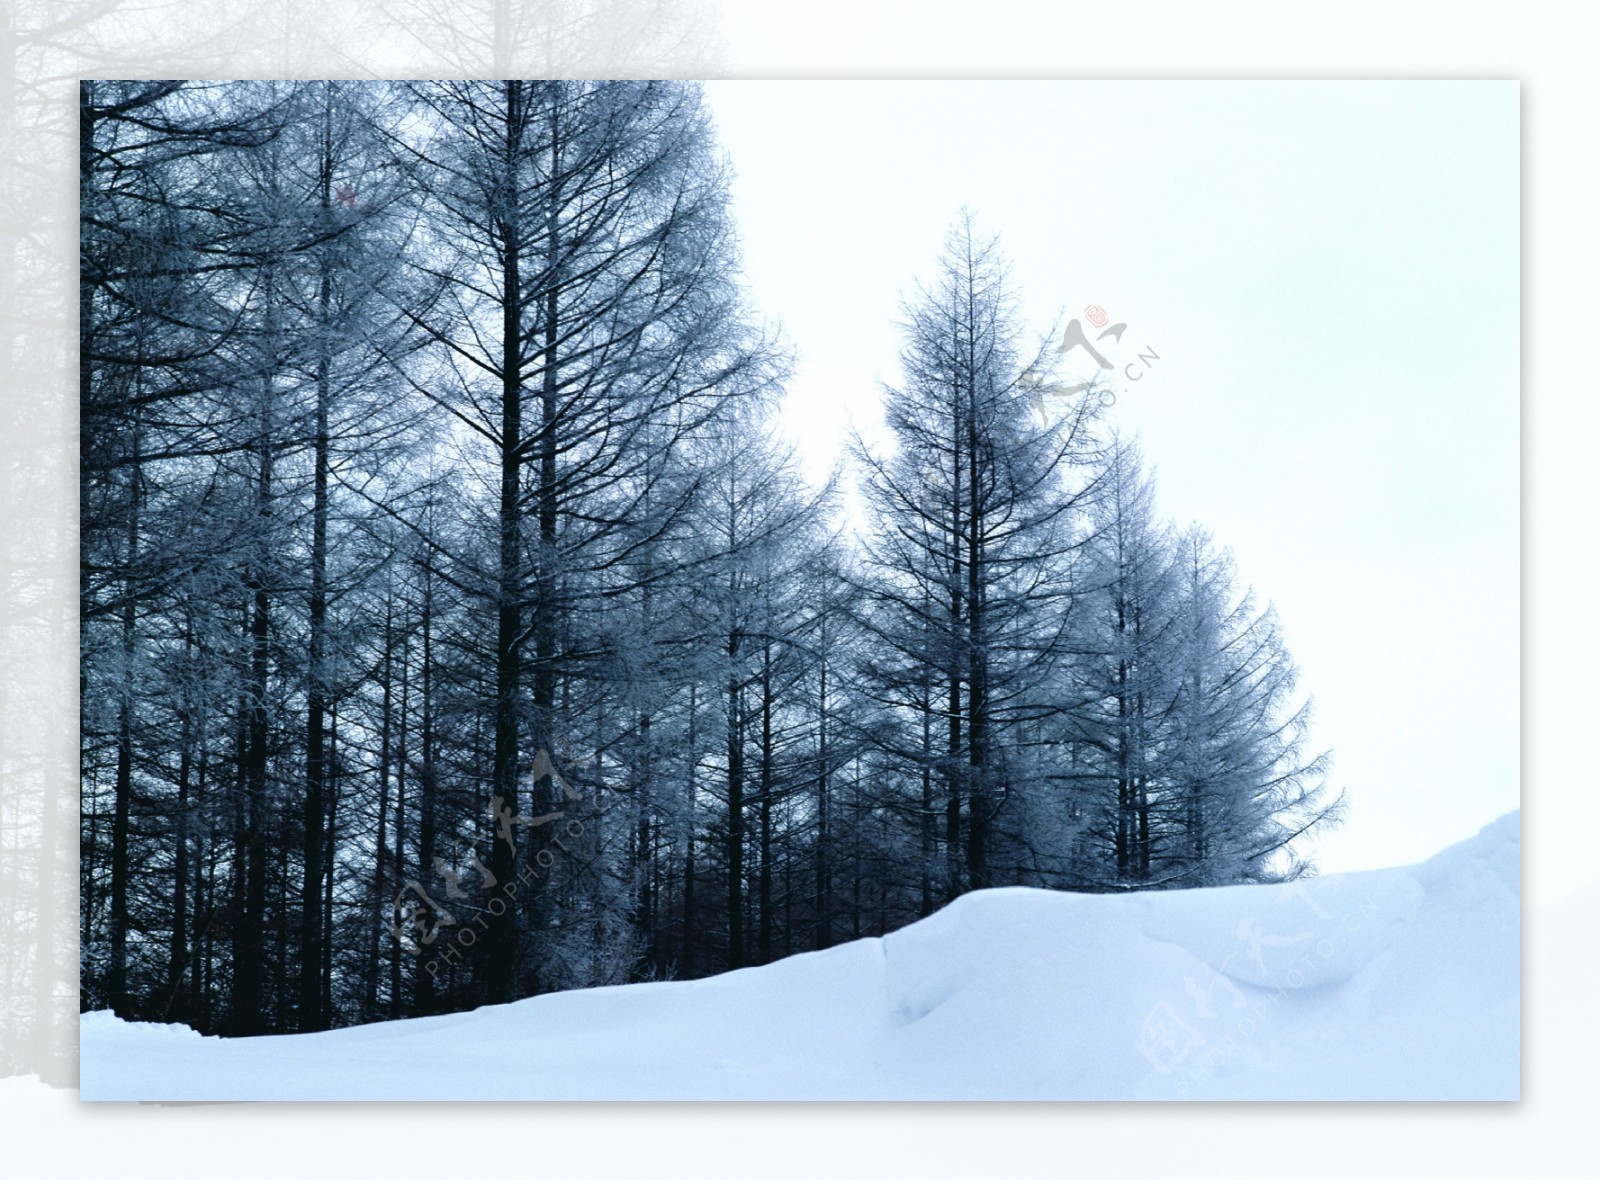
[1085, 304, 1109, 329]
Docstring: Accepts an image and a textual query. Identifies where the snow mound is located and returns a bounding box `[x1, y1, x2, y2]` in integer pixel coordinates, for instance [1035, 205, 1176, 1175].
[80, 812, 1519, 1101]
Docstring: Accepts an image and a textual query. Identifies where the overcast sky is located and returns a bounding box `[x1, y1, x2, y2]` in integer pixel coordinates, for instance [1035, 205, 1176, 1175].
[701, 80, 1518, 876]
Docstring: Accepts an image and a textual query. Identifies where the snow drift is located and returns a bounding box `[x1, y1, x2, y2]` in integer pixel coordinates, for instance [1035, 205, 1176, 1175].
[80, 811, 1519, 1101]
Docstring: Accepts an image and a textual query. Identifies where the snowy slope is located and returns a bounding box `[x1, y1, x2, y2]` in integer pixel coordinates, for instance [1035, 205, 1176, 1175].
[79, 811, 1519, 1101]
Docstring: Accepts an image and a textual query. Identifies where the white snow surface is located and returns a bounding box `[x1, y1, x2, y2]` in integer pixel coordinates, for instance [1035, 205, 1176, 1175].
[79, 811, 1519, 1101]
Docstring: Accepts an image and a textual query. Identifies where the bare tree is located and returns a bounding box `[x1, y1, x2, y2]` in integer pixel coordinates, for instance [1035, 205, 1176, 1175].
[852, 212, 1101, 898]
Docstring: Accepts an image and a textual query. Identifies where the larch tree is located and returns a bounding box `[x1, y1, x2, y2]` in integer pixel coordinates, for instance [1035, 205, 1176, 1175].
[1061, 437, 1184, 887]
[852, 212, 1101, 899]
[1163, 525, 1342, 884]
[1061, 440, 1342, 888]
[395, 79, 780, 1002]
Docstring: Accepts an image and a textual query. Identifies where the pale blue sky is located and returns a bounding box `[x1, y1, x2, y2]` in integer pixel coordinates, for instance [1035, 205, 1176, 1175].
[702, 80, 1519, 876]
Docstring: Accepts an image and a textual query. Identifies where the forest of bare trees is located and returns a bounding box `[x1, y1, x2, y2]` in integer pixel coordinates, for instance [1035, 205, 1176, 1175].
[80, 79, 1342, 1035]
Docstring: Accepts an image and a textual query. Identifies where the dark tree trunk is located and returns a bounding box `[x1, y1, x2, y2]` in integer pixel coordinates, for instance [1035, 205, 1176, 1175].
[964, 382, 990, 891]
[920, 677, 935, 918]
[417, 578, 437, 1012]
[683, 684, 698, 969]
[814, 656, 831, 949]
[636, 710, 656, 975]
[233, 327, 275, 1035]
[107, 410, 139, 1017]
[390, 621, 409, 1015]
[757, 641, 774, 962]
[486, 78, 526, 1005]
[298, 182, 333, 1032]
[725, 663, 744, 970]
[320, 709, 339, 1020]
[167, 620, 194, 1016]
[365, 601, 393, 1018]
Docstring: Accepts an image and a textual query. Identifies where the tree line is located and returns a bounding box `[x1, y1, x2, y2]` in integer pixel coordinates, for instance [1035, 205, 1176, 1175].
[80, 79, 1342, 1035]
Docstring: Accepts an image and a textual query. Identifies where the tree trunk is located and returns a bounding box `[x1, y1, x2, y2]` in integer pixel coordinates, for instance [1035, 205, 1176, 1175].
[298, 149, 333, 1029]
[815, 655, 831, 949]
[417, 576, 437, 1011]
[365, 600, 393, 1017]
[964, 375, 990, 891]
[107, 408, 139, 1016]
[919, 677, 935, 917]
[322, 709, 338, 1021]
[486, 78, 526, 1005]
[390, 621, 409, 1014]
[683, 683, 698, 969]
[725, 663, 744, 970]
[233, 297, 276, 1035]
[167, 619, 194, 1018]
[757, 641, 774, 962]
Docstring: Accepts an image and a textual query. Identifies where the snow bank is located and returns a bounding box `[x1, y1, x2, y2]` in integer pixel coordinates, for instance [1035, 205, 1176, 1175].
[79, 811, 1519, 1101]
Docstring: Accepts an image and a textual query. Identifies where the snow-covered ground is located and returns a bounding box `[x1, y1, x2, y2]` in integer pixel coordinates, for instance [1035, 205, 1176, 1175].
[78, 812, 1518, 1101]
